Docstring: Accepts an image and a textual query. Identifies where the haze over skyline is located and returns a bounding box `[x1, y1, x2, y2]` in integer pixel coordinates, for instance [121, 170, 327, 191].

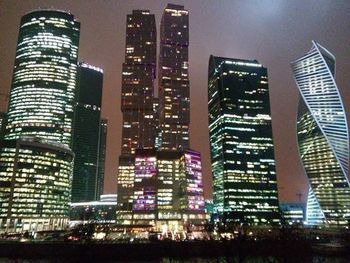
[1, 0, 350, 203]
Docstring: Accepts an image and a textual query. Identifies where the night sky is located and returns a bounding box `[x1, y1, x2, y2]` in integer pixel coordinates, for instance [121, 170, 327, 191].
[1, 0, 350, 203]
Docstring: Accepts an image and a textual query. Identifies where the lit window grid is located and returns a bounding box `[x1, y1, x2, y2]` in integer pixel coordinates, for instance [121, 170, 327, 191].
[298, 101, 350, 225]
[208, 56, 280, 224]
[158, 4, 190, 151]
[133, 155, 157, 212]
[0, 139, 73, 221]
[116, 161, 134, 214]
[293, 41, 350, 226]
[5, 11, 80, 148]
[292, 41, 349, 176]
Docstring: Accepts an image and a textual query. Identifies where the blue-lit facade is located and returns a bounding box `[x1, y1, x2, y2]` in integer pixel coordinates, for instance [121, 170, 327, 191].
[208, 55, 280, 225]
[292, 41, 350, 226]
[280, 203, 305, 225]
[70, 194, 117, 224]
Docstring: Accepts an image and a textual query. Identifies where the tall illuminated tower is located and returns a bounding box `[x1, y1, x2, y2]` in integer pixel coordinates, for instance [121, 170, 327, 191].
[71, 63, 103, 202]
[292, 41, 350, 226]
[158, 4, 190, 151]
[208, 55, 280, 225]
[117, 10, 157, 215]
[0, 10, 80, 232]
[4, 10, 80, 148]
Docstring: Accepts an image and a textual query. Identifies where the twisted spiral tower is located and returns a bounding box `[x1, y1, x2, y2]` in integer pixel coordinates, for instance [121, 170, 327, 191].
[292, 41, 350, 225]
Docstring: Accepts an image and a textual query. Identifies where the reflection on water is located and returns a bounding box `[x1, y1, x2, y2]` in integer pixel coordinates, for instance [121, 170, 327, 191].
[1, 256, 349, 263]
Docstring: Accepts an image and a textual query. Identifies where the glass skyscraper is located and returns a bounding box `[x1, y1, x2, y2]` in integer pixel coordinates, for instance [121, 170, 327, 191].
[117, 10, 157, 217]
[208, 55, 280, 225]
[120, 10, 157, 155]
[0, 138, 74, 231]
[158, 4, 190, 151]
[292, 41, 350, 226]
[116, 5, 206, 231]
[71, 63, 104, 202]
[0, 10, 80, 232]
[4, 10, 80, 148]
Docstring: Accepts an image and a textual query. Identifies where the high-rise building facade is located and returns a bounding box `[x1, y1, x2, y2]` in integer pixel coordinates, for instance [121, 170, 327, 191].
[158, 4, 190, 151]
[0, 10, 80, 232]
[292, 41, 350, 226]
[70, 194, 117, 224]
[4, 10, 80, 148]
[72, 63, 103, 202]
[117, 10, 157, 216]
[0, 138, 74, 231]
[120, 10, 157, 155]
[116, 5, 206, 231]
[208, 55, 280, 225]
[130, 149, 205, 229]
[280, 203, 305, 225]
[97, 118, 108, 199]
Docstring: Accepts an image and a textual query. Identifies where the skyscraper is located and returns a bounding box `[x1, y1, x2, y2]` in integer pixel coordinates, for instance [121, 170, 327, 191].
[158, 4, 190, 151]
[0, 10, 80, 232]
[292, 41, 350, 226]
[120, 10, 157, 155]
[117, 10, 157, 216]
[71, 63, 103, 202]
[208, 55, 280, 225]
[97, 118, 108, 199]
[116, 6, 206, 230]
[4, 10, 80, 148]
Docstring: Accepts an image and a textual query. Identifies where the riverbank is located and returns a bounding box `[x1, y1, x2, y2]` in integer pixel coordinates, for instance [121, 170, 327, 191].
[0, 239, 342, 262]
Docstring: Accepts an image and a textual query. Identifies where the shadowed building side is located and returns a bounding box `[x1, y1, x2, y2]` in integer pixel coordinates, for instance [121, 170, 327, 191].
[71, 63, 103, 202]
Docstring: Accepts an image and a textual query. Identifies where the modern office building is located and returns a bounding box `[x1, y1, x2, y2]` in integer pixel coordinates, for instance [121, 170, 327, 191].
[70, 194, 117, 224]
[116, 5, 206, 231]
[0, 10, 80, 232]
[97, 118, 108, 199]
[158, 4, 190, 151]
[119, 10, 157, 155]
[0, 137, 74, 232]
[126, 149, 205, 230]
[71, 63, 103, 202]
[292, 41, 350, 226]
[208, 55, 280, 225]
[280, 203, 305, 225]
[117, 10, 157, 217]
[3, 10, 80, 148]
